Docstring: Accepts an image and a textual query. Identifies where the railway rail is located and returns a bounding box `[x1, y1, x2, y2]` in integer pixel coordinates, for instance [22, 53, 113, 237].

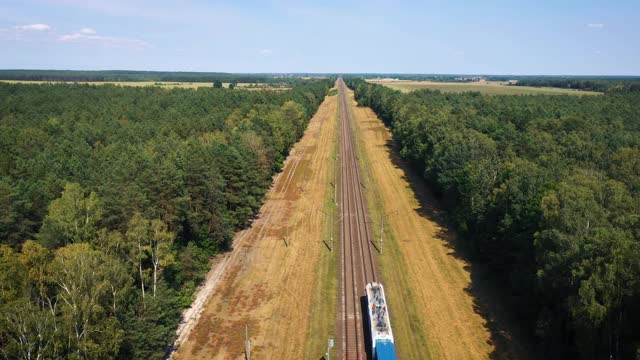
[337, 78, 378, 359]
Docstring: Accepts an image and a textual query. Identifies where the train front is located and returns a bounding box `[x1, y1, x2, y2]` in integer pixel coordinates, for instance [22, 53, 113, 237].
[365, 282, 397, 360]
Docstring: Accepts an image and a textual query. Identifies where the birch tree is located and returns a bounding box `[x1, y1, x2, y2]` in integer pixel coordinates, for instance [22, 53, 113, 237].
[38, 183, 102, 247]
[125, 213, 150, 302]
[49, 243, 126, 358]
[1, 301, 56, 360]
[149, 219, 174, 297]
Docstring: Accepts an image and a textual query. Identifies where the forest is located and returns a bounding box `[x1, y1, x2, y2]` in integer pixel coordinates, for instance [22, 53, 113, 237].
[0, 70, 301, 85]
[0, 79, 331, 359]
[346, 78, 640, 359]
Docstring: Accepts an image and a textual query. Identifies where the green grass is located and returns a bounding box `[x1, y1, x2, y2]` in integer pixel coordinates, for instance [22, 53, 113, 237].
[369, 80, 602, 96]
[304, 97, 339, 360]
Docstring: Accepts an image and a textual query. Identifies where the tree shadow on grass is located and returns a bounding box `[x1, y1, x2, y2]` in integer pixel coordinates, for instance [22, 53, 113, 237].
[381, 134, 537, 360]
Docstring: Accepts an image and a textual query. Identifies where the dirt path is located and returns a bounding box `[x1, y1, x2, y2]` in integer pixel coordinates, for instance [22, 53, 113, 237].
[347, 87, 529, 359]
[173, 90, 338, 359]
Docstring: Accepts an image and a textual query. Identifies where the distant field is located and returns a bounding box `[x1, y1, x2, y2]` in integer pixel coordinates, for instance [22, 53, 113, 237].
[0, 79, 214, 88]
[367, 79, 602, 95]
[238, 83, 291, 91]
[0, 80, 290, 90]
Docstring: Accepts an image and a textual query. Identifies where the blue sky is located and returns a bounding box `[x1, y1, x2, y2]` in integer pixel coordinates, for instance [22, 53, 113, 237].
[1, 0, 638, 74]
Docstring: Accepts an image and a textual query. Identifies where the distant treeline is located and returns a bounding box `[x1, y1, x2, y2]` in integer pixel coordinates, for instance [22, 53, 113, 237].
[0, 79, 332, 358]
[509, 78, 640, 93]
[346, 78, 640, 359]
[0, 69, 303, 85]
[5, 71, 638, 91]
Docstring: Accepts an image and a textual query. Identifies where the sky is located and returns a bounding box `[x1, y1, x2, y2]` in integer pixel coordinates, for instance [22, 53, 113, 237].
[1, 0, 638, 75]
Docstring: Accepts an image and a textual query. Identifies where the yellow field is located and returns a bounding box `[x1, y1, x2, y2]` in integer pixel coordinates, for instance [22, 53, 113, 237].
[367, 79, 602, 95]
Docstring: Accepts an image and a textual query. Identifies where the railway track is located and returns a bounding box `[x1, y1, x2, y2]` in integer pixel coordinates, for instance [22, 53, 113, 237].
[337, 78, 378, 360]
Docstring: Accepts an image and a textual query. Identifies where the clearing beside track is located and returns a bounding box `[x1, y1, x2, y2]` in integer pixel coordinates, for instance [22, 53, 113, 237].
[346, 86, 532, 359]
[174, 89, 337, 359]
[367, 79, 602, 95]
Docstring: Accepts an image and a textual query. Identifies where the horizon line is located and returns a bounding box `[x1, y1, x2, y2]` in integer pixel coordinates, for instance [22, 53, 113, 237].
[0, 69, 639, 78]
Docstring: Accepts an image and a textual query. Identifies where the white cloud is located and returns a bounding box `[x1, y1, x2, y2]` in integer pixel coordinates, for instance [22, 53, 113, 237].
[14, 23, 51, 31]
[79, 27, 96, 34]
[1, 24, 55, 42]
[59, 29, 151, 49]
[2, 23, 150, 49]
[58, 33, 84, 41]
[587, 23, 605, 29]
[259, 49, 273, 56]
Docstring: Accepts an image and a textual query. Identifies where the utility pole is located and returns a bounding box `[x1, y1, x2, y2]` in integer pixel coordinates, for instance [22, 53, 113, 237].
[334, 174, 337, 205]
[334, 215, 344, 250]
[245, 324, 251, 360]
[380, 210, 399, 254]
[380, 213, 384, 254]
[330, 211, 333, 252]
[317, 209, 342, 253]
[334, 155, 338, 205]
[327, 337, 334, 360]
[284, 224, 289, 247]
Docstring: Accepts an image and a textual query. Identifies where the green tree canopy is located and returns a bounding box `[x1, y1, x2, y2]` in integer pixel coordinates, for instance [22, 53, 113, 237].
[38, 183, 102, 247]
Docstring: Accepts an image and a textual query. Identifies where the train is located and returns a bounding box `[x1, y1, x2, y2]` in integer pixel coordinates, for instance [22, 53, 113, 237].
[365, 282, 397, 360]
